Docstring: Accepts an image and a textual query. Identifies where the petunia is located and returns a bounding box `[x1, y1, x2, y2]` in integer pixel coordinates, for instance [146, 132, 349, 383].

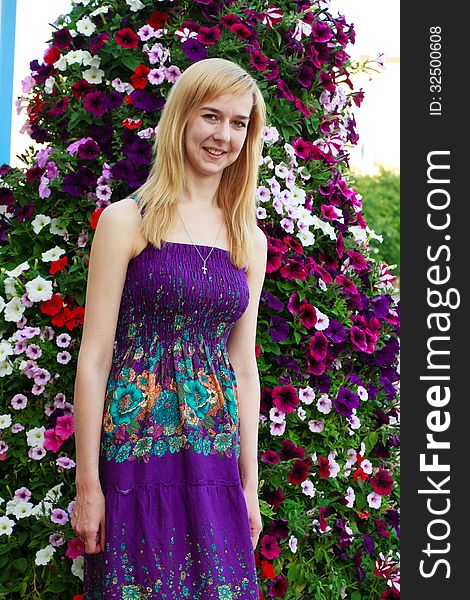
[115, 27, 140, 49]
[83, 90, 107, 116]
[131, 64, 151, 89]
[333, 386, 359, 419]
[182, 38, 207, 61]
[269, 315, 290, 342]
[272, 385, 300, 414]
[77, 140, 100, 160]
[309, 331, 328, 361]
[130, 89, 165, 112]
[318, 455, 330, 478]
[371, 469, 394, 496]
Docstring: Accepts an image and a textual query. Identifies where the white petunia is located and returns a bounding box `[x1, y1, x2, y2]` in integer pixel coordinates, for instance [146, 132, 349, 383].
[31, 214, 51, 234]
[3, 297, 25, 323]
[0, 341, 14, 361]
[49, 218, 67, 236]
[26, 426, 45, 448]
[35, 544, 56, 566]
[0, 414, 12, 429]
[311, 215, 337, 240]
[13, 501, 34, 519]
[82, 52, 100, 68]
[348, 225, 368, 243]
[41, 246, 66, 262]
[90, 6, 109, 16]
[25, 277, 53, 302]
[44, 76, 55, 94]
[296, 229, 315, 247]
[82, 66, 105, 85]
[0, 516, 15, 536]
[64, 50, 83, 65]
[5, 261, 30, 278]
[76, 16, 96, 37]
[126, 0, 145, 12]
[71, 555, 84, 580]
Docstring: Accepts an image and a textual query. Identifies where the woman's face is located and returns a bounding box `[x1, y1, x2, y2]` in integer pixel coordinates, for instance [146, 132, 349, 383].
[183, 92, 253, 177]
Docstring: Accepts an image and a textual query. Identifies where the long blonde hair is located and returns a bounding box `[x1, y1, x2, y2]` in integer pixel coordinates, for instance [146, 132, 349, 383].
[132, 57, 266, 270]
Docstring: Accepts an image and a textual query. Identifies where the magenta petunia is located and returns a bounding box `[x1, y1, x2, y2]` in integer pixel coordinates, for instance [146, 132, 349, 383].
[115, 27, 140, 49]
[309, 331, 328, 361]
[271, 385, 300, 414]
[83, 91, 107, 116]
[77, 139, 100, 160]
[298, 302, 317, 329]
[371, 469, 394, 496]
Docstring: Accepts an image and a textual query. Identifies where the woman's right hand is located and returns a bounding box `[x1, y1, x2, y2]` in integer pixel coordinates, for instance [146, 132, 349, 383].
[71, 483, 106, 555]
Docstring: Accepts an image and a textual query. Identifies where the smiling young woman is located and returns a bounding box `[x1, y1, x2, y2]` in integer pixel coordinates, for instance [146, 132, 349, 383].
[72, 57, 268, 599]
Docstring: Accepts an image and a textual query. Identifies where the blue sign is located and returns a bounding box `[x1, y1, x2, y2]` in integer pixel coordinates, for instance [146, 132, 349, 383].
[0, 0, 17, 166]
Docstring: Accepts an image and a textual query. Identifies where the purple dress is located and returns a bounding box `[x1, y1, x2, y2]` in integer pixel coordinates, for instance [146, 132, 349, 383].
[83, 209, 259, 599]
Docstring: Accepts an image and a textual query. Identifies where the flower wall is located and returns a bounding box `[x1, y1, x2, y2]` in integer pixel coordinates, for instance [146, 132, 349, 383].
[0, 0, 400, 598]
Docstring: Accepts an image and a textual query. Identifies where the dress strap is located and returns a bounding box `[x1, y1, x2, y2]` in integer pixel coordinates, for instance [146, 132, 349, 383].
[129, 193, 145, 217]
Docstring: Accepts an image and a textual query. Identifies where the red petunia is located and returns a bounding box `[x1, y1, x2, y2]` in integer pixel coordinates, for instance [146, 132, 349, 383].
[91, 207, 105, 230]
[44, 46, 61, 65]
[115, 27, 140, 49]
[318, 455, 330, 478]
[371, 469, 394, 496]
[131, 64, 151, 89]
[41, 293, 63, 316]
[148, 11, 169, 30]
[122, 118, 143, 129]
[50, 256, 68, 275]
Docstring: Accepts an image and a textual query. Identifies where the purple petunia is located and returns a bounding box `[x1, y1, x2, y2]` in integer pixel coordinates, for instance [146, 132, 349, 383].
[269, 315, 290, 342]
[182, 38, 208, 61]
[333, 386, 359, 419]
[84, 90, 108, 116]
[123, 138, 153, 165]
[105, 91, 123, 111]
[325, 319, 347, 343]
[130, 89, 165, 112]
[77, 139, 100, 160]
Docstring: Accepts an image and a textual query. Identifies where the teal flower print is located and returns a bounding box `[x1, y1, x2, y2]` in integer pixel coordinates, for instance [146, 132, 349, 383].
[153, 438, 168, 457]
[109, 384, 144, 426]
[184, 379, 211, 418]
[115, 442, 132, 463]
[121, 584, 144, 599]
[214, 432, 232, 453]
[218, 584, 233, 599]
[133, 436, 152, 457]
[151, 389, 181, 428]
[225, 386, 239, 423]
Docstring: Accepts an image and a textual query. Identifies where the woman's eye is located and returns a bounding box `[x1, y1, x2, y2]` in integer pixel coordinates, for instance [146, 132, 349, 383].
[203, 114, 245, 127]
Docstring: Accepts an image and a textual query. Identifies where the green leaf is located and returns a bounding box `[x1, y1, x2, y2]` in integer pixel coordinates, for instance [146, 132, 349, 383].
[13, 558, 28, 573]
[44, 581, 67, 592]
[351, 592, 362, 600]
[121, 53, 144, 72]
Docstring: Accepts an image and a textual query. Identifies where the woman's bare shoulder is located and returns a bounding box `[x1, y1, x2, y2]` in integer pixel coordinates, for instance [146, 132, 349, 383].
[101, 197, 145, 258]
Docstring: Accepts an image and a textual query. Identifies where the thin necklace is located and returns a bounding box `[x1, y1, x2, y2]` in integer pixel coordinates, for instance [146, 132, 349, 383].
[176, 206, 224, 275]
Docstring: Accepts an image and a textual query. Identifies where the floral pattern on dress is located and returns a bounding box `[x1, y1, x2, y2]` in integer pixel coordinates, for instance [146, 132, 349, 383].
[100, 335, 241, 464]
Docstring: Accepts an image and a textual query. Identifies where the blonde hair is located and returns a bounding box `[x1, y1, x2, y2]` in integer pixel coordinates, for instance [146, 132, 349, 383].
[131, 57, 266, 270]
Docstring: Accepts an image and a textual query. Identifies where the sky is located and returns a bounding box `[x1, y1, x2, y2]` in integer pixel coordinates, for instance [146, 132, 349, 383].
[9, 0, 400, 174]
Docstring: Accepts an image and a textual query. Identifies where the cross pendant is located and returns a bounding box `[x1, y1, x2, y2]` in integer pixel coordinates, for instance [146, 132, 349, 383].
[202, 264, 207, 274]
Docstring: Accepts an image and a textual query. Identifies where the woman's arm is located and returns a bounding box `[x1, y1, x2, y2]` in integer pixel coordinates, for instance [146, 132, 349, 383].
[227, 226, 268, 492]
[73, 198, 140, 488]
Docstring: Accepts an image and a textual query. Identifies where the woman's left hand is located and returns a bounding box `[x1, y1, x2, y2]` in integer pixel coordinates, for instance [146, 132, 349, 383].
[242, 488, 263, 550]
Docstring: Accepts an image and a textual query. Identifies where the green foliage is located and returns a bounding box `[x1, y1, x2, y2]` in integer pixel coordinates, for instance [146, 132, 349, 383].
[352, 167, 400, 276]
